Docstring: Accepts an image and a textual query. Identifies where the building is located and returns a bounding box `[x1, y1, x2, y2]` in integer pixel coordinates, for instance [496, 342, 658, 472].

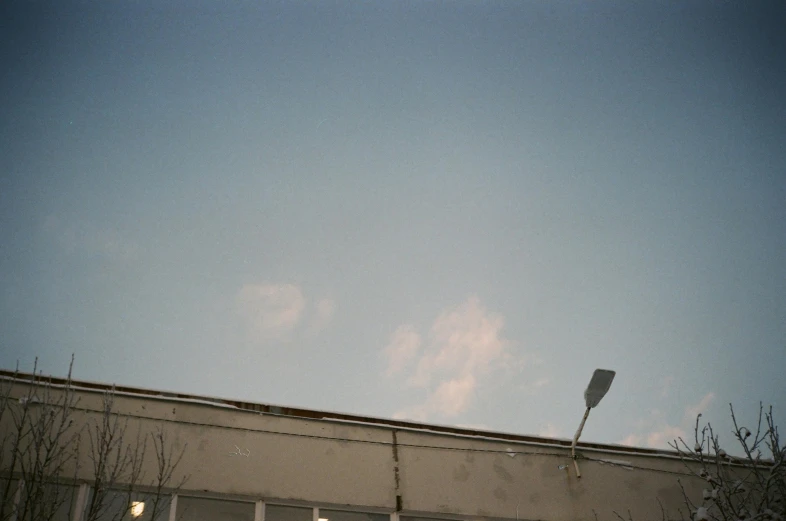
[1, 370, 707, 521]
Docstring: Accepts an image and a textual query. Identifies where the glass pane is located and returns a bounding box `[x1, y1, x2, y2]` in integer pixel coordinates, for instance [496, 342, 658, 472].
[177, 496, 255, 521]
[403, 517, 507, 521]
[86, 489, 154, 521]
[401, 517, 457, 521]
[0, 479, 20, 516]
[266, 505, 312, 521]
[50, 486, 79, 521]
[11, 483, 77, 521]
[319, 510, 388, 521]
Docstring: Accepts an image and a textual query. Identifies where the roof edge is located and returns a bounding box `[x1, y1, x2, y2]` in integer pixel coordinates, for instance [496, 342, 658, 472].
[0, 368, 679, 459]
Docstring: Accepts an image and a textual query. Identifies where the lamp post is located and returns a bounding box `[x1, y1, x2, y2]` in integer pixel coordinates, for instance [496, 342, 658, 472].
[571, 368, 616, 478]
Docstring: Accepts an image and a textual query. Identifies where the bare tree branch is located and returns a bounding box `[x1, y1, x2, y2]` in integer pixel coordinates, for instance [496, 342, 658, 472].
[1, 356, 80, 521]
[2, 357, 188, 521]
[601, 403, 784, 520]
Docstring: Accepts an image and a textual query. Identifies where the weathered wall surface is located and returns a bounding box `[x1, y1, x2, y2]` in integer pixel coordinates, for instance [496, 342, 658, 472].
[1, 380, 706, 521]
[396, 430, 702, 520]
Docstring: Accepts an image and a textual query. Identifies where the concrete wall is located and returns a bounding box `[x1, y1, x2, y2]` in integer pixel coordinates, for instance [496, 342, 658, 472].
[1, 379, 706, 521]
[396, 429, 701, 520]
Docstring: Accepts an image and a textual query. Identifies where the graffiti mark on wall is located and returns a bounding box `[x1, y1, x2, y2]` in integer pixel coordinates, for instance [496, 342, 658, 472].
[229, 445, 250, 457]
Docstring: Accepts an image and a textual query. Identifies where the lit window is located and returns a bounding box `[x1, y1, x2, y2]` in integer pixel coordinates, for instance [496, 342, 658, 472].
[319, 518, 329, 521]
[131, 501, 145, 518]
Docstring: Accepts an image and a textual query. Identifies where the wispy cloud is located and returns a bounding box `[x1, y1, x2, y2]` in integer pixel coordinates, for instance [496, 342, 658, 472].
[384, 325, 422, 377]
[684, 392, 715, 422]
[618, 434, 643, 447]
[390, 373, 480, 421]
[236, 283, 306, 342]
[645, 425, 687, 449]
[427, 374, 477, 417]
[619, 393, 715, 449]
[521, 376, 551, 395]
[618, 426, 689, 448]
[386, 296, 514, 420]
[409, 296, 507, 389]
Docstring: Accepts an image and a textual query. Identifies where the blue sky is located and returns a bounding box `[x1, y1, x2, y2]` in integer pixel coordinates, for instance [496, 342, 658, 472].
[1, 0, 784, 451]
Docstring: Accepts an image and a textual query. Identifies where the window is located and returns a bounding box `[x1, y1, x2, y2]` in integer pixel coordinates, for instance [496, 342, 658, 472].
[0, 479, 21, 515]
[5, 482, 78, 521]
[84, 489, 163, 521]
[130, 501, 145, 518]
[318, 510, 388, 521]
[401, 517, 461, 521]
[265, 505, 312, 521]
[177, 496, 255, 521]
[49, 486, 80, 521]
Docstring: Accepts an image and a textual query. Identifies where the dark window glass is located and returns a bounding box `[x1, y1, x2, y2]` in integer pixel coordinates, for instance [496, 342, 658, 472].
[11, 483, 78, 521]
[265, 505, 312, 521]
[178, 496, 255, 521]
[319, 510, 387, 521]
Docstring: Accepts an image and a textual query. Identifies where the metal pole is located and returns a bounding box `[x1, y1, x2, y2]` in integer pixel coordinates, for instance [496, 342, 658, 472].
[571, 407, 591, 478]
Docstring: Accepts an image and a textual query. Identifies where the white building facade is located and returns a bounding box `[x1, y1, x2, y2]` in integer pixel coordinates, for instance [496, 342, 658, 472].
[1, 371, 706, 521]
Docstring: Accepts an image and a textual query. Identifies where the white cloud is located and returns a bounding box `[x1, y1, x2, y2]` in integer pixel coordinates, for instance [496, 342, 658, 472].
[384, 325, 422, 376]
[410, 296, 507, 388]
[393, 374, 478, 422]
[427, 374, 477, 418]
[236, 283, 306, 342]
[389, 296, 512, 420]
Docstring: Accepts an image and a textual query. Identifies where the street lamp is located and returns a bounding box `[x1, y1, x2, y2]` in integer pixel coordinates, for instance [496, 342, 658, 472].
[571, 368, 616, 478]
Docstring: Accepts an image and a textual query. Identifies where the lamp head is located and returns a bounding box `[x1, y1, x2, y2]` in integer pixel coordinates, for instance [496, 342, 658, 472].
[584, 369, 615, 408]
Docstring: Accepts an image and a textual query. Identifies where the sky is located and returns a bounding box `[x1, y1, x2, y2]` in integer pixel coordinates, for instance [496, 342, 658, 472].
[1, 0, 785, 452]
